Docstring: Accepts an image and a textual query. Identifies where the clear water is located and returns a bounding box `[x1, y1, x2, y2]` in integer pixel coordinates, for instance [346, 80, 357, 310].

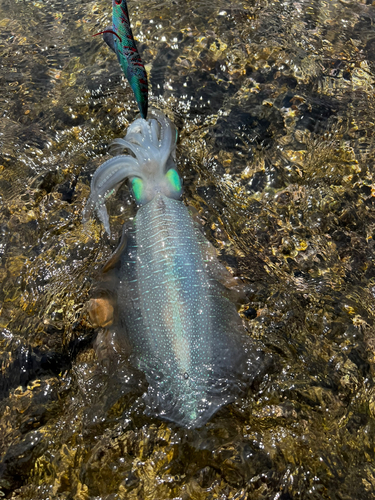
[1, 0, 375, 498]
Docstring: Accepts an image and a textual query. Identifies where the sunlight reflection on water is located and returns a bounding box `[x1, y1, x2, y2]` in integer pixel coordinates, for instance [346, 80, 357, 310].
[1, 0, 375, 498]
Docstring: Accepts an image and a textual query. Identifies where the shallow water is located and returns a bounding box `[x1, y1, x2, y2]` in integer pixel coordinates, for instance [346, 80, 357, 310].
[1, 0, 375, 498]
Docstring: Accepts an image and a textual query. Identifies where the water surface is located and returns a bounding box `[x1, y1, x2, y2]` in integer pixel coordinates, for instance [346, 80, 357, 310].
[1, 0, 375, 498]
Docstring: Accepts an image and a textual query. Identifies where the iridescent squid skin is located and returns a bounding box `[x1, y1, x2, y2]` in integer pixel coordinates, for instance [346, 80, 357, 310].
[83, 110, 262, 428]
[96, 0, 148, 118]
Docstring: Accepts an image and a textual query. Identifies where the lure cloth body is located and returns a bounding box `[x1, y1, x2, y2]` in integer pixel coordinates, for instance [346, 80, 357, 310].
[83, 110, 263, 428]
[97, 0, 148, 118]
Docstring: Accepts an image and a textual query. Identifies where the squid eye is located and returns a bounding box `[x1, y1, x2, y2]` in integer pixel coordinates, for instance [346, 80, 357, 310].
[165, 169, 182, 193]
[131, 177, 144, 202]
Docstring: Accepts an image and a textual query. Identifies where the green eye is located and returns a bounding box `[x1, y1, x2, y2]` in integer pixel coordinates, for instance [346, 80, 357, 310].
[165, 169, 182, 193]
[131, 177, 144, 202]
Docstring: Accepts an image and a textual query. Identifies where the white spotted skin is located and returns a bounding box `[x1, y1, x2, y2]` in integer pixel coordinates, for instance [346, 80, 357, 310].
[83, 110, 263, 427]
[117, 194, 252, 428]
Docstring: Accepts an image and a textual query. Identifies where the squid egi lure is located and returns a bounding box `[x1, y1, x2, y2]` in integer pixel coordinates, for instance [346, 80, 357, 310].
[95, 0, 148, 118]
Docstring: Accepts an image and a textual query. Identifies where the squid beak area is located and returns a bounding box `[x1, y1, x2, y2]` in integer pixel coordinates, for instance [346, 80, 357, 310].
[88, 297, 115, 328]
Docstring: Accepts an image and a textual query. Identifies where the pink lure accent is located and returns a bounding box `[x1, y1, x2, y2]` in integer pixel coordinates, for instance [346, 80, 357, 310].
[93, 29, 122, 43]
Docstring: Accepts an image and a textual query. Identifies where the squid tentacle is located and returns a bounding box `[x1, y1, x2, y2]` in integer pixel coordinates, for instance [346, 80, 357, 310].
[83, 155, 139, 235]
[83, 110, 178, 235]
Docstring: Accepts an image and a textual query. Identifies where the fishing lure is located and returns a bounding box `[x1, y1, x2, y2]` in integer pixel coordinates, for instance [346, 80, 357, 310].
[95, 0, 148, 118]
[83, 110, 263, 428]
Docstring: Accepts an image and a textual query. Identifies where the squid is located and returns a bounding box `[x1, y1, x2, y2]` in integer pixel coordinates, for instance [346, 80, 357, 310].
[83, 110, 263, 428]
